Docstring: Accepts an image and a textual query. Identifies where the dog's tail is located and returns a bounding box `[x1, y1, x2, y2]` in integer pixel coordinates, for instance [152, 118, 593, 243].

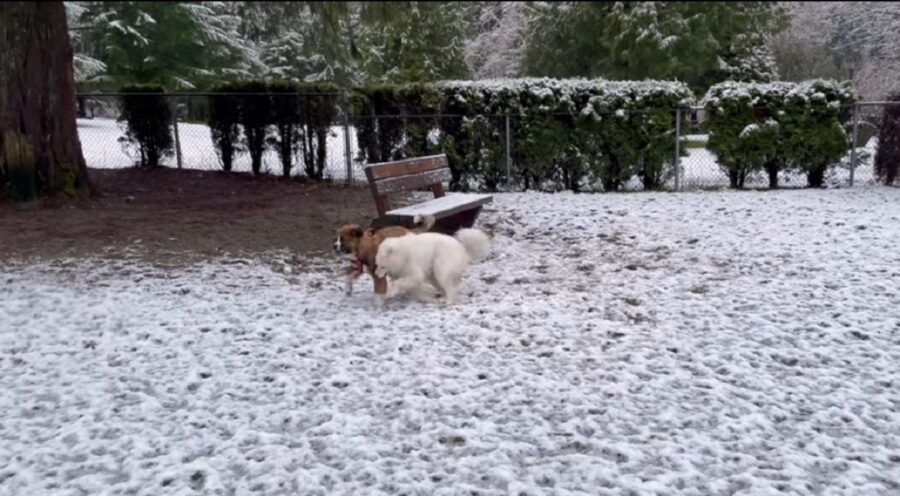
[412, 214, 436, 232]
[454, 228, 491, 263]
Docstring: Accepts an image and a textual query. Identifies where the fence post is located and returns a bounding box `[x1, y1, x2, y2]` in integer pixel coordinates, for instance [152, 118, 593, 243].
[505, 114, 512, 190]
[172, 96, 183, 169]
[341, 91, 353, 186]
[849, 103, 859, 187]
[674, 107, 682, 192]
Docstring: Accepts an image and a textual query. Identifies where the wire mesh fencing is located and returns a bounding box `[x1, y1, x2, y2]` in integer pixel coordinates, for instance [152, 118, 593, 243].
[676, 104, 895, 190]
[75, 93, 358, 183]
[75, 94, 897, 192]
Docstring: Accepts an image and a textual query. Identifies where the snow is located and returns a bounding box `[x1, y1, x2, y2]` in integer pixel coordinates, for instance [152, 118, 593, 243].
[385, 193, 493, 218]
[3, 187, 900, 494]
[702, 80, 856, 108]
[739, 124, 760, 138]
[437, 78, 695, 112]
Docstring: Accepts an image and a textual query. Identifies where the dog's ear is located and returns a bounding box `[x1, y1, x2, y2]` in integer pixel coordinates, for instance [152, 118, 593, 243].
[350, 226, 364, 238]
[363, 228, 376, 237]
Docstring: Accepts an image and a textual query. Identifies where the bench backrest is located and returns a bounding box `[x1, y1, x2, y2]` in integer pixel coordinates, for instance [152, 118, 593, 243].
[364, 154, 451, 217]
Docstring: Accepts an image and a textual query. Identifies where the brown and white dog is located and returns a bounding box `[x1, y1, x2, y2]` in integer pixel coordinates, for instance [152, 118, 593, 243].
[333, 214, 435, 298]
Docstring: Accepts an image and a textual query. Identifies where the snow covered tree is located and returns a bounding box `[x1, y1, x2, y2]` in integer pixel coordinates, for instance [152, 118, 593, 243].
[523, 2, 787, 93]
[465, 1, 527, 79]
[779, 2, 900, 99]
[771, 34, 847, 83]
[73, 2, 257, 90]
[66, 1, 106, 84]
[226, 1, 359, 86]
[1, 2, 91, 200]
[358, 2, 470, 83]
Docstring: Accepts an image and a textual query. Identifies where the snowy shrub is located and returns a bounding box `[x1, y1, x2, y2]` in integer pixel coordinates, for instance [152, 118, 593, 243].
[117, 86, 173, 168]
[232, 82, 272, 176]
[350, 85, 405, 165]
[350, 84, 442, 167]
[436, 78, 693, 192]
[397, 83, 442, 159]
[208, 81, 339, 179]
[208, 84, 242, 172]
[874, 93, 900, 186]
[349, 78, 692, 192]
[267, 81, 301, 178]
[703, 80, 855, 188]
[576, 83, 689, 191]
[296, 83, 339, 180]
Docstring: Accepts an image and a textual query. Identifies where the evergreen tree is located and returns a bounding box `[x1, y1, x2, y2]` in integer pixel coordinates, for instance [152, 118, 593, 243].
[523, 2, 787, 93]
[72, 1, 257, 90]
[358, 2, 471, 83]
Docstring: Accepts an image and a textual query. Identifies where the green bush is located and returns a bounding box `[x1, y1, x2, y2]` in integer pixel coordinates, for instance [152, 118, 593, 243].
[233, 82, 272, 176]
[433, 79, 691, 192]
[208, 84, 242, 172]
[268, 81, 301, 178]
[703, 80, 855, 189]
[350, 85, 406, 165]
[209, 82, 340, 179]
[577, 83, 688, 191]
[118, 85, 173, 168]
[297, 83, 340, 180]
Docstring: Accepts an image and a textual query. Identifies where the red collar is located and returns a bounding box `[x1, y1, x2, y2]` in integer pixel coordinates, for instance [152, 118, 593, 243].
[352, 257, 366, 272]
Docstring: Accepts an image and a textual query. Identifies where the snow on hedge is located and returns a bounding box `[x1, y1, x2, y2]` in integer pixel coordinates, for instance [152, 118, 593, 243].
[702, 79, 857, 107]
[437, 78, 695, 114]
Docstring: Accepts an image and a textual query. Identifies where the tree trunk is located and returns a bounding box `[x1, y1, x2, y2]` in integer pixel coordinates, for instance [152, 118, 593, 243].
[807, 166, 825, 188]
[0, 2, 91, 199]
[764, 160, 779, 189]
[728, 169, 740, 189]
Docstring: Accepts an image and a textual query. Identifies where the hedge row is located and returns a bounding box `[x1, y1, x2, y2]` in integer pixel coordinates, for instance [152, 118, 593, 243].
[701, 80, 856, 188]
[208, 82, 339, 178]
[112, 78, 861, 191]
[116, 82, 339, 178]
[118, 86, 173, 168]
[351, 78, 694, 191]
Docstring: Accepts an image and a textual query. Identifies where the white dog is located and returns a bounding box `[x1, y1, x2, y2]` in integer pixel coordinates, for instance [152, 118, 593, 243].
[374, 228, 491, 305]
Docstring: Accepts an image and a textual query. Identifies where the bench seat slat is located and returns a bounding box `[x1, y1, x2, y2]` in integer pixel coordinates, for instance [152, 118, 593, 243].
[370, 168, 452, 196]
[364, 155, 448, 181]
[385, 193, 493, 221]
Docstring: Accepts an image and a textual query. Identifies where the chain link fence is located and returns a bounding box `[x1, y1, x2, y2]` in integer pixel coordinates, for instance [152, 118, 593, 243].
[76, 93, 359, 183]
[75, 94, 897, 191]
[679, 105, 885, 190]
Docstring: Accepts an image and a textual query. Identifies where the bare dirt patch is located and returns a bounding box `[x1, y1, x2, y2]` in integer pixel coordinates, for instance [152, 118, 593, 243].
[0, 168, 403, 264]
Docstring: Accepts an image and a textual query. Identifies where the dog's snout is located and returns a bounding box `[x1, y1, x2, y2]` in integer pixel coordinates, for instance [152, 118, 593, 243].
[333, 238, 342, 252]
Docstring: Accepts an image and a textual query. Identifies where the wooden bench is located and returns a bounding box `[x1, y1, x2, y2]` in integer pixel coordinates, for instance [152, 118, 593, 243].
[364, 154, 493, 234]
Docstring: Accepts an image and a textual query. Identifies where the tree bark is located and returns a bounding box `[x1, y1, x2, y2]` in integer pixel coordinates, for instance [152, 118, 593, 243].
[0, 2, 91, 199]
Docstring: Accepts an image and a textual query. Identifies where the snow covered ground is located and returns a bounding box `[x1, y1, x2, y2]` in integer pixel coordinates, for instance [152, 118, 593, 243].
[77, 119, 879, 191]
[3, 187, 900, 495]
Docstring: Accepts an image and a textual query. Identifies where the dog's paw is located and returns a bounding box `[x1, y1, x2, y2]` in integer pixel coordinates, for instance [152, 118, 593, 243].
[374, 294, 386, 308]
